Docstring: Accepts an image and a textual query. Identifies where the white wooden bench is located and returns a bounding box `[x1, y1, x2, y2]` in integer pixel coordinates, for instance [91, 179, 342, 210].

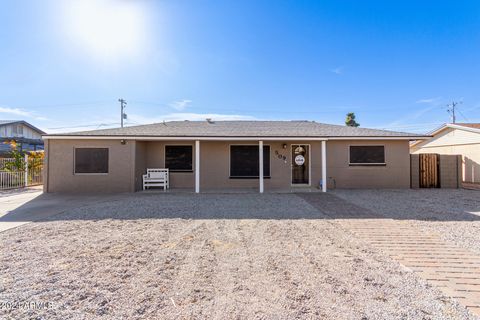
[143, 168, 169, 191]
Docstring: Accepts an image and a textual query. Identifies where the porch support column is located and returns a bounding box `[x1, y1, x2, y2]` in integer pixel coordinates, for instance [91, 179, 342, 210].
[321, 140, 327, 192]
[195, 140, 200, 193]
[259, 140, 264, 193]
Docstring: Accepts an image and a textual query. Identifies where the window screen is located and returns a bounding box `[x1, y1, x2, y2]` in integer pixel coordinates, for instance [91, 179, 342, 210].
[349, 146, 385, 165]
[165, 146, 193, 172]
[74, 148, 109, 174]
[230, 145, 270, 178]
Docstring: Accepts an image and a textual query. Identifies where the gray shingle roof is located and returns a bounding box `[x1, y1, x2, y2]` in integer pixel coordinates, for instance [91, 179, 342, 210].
[45, 120, 427, 138]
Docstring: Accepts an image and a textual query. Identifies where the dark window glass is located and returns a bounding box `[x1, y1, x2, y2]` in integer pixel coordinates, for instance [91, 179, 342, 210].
[75, 148, 109, 173]
[349, 146, 385, 165]
[165, 146, 193, 172]
[230, 145, 270, 178]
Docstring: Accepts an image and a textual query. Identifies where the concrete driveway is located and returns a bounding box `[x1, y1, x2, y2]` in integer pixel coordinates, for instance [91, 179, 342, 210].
[0, 187, 123, 233]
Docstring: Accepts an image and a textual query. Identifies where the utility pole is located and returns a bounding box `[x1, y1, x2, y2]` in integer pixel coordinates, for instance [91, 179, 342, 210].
[447, 101, 462, 124]
[118, 98, 127, 128]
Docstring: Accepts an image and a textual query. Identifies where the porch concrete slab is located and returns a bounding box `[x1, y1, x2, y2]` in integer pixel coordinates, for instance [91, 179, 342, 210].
[139, 187, 325, 194]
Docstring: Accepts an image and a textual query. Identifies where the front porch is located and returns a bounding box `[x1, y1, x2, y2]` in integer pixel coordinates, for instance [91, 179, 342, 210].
[134, 139, 328, 193]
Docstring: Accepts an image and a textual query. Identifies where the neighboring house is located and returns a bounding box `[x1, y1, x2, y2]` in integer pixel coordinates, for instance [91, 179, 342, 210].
[42, 120, 428, 193]
[411, 123, 480, 185]
[0, 120, 45, 156]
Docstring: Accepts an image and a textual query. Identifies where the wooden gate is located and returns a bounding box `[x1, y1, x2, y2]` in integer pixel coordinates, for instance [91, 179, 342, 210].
[419, 153, 440, 188]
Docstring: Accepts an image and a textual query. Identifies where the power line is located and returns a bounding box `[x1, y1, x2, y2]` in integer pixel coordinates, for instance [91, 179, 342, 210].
[373, 122, 445, 129]
[128, 100, 411, 114]
[47, 122, 119, 130]
[457, 108, 469, 122]
[4, 98, 457, 115]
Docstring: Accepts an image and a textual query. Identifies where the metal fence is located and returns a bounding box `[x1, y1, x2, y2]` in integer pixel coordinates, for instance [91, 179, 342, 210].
[0, 156, 43, 190]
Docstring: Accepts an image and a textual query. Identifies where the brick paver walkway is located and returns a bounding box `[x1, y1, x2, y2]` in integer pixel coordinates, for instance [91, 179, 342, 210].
[299, 193, 480, 317]
[339, 219, 480, 316]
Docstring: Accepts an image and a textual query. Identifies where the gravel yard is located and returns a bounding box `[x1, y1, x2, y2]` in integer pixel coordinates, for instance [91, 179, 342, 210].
[0, 193, 477, 319]
[333, 189, 480, 255]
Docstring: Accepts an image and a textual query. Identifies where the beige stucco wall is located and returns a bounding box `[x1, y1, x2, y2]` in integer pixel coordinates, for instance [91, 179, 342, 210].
[44, 138, 411, 192]
[199, 141, 323, 190]
[411, 128, 480, 183]
[326, 140, 411, 188]
[140, 141, 195, 189]
[45, 139, 135, 193]
[439, 155, 462, 188]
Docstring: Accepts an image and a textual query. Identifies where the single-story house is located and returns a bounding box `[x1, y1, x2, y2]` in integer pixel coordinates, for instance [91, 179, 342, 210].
[1, 120, 45, 156]
[410, 123, 480, 185]
[42, 120, 428, 193]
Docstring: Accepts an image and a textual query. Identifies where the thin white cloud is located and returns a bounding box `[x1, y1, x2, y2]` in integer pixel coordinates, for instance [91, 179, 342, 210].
[330, 66, 344, 75]
[169, 99, 192, 111]
[412, 105, 439, 120]
[415, 97, 442, 105]
[0, 106, 48, 120]
[0, 107, 32, 117]
[384, 104, 440, 130]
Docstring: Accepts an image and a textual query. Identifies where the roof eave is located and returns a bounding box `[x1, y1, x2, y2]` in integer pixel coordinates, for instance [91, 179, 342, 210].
[448, 123, 480, 134]
[0, 120, 46, 135]
[410, 123, 480, 148]
[42, 135, 430, 141]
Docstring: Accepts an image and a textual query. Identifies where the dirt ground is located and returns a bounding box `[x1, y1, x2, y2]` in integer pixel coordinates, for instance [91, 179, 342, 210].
[0, 192, 477, 319]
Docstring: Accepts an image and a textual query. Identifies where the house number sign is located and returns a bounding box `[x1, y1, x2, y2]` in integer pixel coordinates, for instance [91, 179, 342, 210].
[295, 155, 305, 166]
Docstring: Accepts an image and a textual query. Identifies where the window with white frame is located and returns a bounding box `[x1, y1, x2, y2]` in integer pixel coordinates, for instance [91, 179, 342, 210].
[349, 146, 385, 166]
[230, 145, 270, 178]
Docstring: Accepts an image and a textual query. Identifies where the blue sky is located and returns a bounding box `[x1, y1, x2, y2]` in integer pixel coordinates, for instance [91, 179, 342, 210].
[1, 0, 479, 133]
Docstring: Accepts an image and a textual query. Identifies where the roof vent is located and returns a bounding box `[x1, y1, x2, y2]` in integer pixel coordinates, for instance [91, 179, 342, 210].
[206, 118, 214, 124]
